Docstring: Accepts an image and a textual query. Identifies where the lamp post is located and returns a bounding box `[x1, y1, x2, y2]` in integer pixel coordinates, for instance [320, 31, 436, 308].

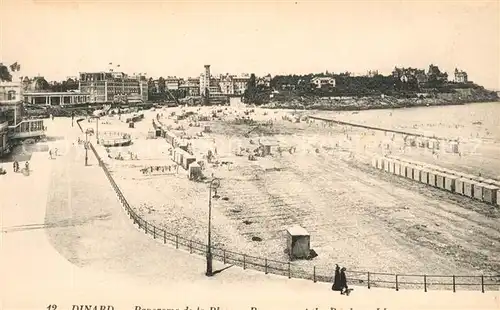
[206, 178, 221, 277]
[85, 129, 89, 166]
[96, 116, 100, 144]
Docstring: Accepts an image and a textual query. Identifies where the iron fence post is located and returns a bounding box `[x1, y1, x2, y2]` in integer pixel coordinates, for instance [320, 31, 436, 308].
[153, 226, 156, 239]
[481, 276, 484, 293]
[452, 275, 456, 292]
[288, 262, 291, 279]
[367, 272, 370, 289]
[164, 231, 166, 244]
[243, 254, 246, 270]
[189, 240, 192, 253]
[176, 235, 179, 248]
[144, 222, 147, 234]
[313, 266, 316, 283]
[265, 259, 268, 274]
[424, 275, 427, 292]
[223, 250, 226, 264]
[395, 274, 399, 291]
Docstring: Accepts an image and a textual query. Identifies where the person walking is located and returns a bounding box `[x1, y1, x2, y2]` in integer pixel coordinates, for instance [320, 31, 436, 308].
[331, 264, 342, 292]
[340, 267, 350, 295]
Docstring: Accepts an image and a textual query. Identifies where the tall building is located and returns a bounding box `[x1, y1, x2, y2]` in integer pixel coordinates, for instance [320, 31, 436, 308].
[200, 65, 211, 96]
[79, 71, 148, 104]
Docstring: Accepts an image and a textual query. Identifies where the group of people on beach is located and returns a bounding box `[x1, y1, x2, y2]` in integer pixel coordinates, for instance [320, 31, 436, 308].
[332, 264, 350, 296]
[12, 161, 29, 174]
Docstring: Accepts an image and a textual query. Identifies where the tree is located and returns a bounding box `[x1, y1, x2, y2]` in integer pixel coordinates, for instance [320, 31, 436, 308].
[147, 77, 156, 94]
[0, 63, 12, 82]
[243, 73, 258, 103]
[158, 77, 166, 93]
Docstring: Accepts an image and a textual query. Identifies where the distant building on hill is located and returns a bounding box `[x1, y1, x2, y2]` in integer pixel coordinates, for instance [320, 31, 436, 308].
[311, 76, 336, 88]
[454, 68, 468, 83]
[392, 67, 427, 84]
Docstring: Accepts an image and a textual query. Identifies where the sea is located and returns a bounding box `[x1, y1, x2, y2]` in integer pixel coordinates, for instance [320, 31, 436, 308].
[315, 101, 500, 142]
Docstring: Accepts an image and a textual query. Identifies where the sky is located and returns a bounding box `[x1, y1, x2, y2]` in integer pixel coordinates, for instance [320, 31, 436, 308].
[0, 0, 499, 90]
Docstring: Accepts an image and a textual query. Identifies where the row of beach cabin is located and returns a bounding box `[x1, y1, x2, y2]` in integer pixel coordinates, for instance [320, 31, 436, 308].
[372, 155, 499, 206]
[404, 136, 459, 153]
[163, 128, 202, 179]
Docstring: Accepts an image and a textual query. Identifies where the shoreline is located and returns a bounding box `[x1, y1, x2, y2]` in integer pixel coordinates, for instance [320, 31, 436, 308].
[261, 97, 499, 112]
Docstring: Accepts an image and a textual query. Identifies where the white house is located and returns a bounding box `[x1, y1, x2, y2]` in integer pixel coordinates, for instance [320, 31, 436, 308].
[311, 77, 336, 89]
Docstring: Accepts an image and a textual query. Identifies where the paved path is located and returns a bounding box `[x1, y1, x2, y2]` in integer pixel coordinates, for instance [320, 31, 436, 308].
[1, 118, 499, 310]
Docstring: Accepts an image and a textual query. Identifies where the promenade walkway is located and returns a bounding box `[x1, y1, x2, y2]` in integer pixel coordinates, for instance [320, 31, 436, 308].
[1, 118, 498, 310]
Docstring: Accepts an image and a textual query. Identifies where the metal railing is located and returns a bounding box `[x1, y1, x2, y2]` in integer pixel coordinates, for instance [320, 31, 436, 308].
[82, 123, 499, 292]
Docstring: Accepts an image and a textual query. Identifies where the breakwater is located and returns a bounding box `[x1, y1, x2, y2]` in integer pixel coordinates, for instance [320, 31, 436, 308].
[308, 115, 458, 142]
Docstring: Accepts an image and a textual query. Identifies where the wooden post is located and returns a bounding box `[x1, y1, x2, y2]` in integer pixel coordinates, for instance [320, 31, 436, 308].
[481, 276, 484, 293]
[153, 226, 156, 239]
[144, 222, 147, 234]
[243, 254, 246, 270]
[313, 266, 316, 283]
[265, 259, 268, 274]
[189, 240, 192, 253]
[288, 262, 291, 279]
[452, 275, 456, 292]
[176, 235, 179, 248]
[163, 231, 166, 244]
[367, 272, 371, 289]
[424, 275, 427, 292]
[395, 274, 399, 291]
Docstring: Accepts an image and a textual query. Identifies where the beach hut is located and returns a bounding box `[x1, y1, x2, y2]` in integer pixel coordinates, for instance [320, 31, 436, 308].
[377, 157, 384, 170]
[384, 158, 392, 173]
[405, 165, 414, 180]
[286, 225, 311, 260]
[435, 172, 445, 189]
[454, 178, 467, 195]
[188, 163, 202, 180]
[399, 162, 407, 177]
[393, 160, 401, 175]
[447, 142, 459, 153]
[427, 140, 435, 149]
[388, 159, 396, 174]
[420, 169, 429, 185]
[427, 170, 437, 187]
[259, 138, 278, 157]
[482, 185, 498, 205]
[473, 182, 485, 201]
[412, 165, 421, 182]
[182, 154, 197, 170]
[463, 180, 475, 198]
[444, 174, 457, 192]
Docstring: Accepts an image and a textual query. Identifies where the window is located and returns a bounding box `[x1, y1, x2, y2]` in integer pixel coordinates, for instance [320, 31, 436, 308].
[7, 90, 16, 100]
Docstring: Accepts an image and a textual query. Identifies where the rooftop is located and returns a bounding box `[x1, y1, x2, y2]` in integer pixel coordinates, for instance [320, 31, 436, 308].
[286, 225, 309, 236]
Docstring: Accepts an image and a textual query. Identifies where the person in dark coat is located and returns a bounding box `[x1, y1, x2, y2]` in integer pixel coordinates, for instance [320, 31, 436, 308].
[340, 267, 349, 295]
[331, 264, 342, 291]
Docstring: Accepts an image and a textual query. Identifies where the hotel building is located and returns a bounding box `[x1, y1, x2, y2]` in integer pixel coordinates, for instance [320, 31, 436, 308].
[79, 71, 148, 104]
